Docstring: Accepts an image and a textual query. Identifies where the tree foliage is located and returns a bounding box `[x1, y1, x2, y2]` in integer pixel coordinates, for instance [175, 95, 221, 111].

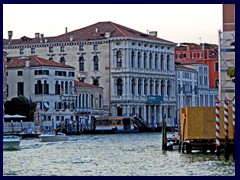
[227, 67, 235, 83]
[4, 96, 36, 121]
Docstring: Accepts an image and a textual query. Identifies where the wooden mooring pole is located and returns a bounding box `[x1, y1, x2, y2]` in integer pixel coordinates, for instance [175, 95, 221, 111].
[224, 97, 229, 161]
[162, 114, 166, 151]
[232, 97, 235, 160]
[215, 98, 221, 158]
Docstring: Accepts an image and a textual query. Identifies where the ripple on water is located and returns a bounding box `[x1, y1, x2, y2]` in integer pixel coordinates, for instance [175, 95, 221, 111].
[3, 133, 235, 176]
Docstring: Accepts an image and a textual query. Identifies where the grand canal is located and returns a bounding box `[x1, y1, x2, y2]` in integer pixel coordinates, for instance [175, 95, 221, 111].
[3, 132, 235, 176]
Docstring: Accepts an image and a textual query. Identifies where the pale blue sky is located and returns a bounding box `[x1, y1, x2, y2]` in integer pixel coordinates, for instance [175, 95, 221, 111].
[3, 4, 222, 44]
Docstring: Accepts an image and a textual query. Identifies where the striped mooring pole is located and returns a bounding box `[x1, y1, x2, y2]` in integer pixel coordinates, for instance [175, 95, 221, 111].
[215, 98, 220, 157]
[232, 97, 235, 160]
[224, 97, 229, 160]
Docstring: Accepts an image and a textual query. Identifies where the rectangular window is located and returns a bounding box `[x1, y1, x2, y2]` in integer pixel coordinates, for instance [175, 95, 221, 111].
[215, 62, 218, 71]
[198, 53, 202, 58]
[60, 46, 65, 52]
[20, 49, 24, 54]
[68, 72, 75, 77]
[31, 48, 35, 54]
[191, 52, 195, 59]
[17, 82, 24, 96]
[93, 44, 98, 51]
[79, 45, 84, 51]
[176, 54, 180, 59]
[49, 47, 53, 53]
[17, 71, 23, 76]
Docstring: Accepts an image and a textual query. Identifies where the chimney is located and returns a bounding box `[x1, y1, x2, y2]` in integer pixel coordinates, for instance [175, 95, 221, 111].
[35, 33, 40, 38]
[25, 60, 30, 67]
[149, 31, 157, 37]
[8, 31, 13, 45]
[40, 34, 44, 43]
[65, 27, 68, 34]
[104, 31, 111, 38]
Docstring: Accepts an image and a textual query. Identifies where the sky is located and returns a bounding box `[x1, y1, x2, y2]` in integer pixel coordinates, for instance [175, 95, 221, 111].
[3, 4, 222, 44]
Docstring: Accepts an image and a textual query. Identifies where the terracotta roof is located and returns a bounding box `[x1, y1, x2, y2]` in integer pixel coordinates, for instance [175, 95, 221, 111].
[6, 56, 74, 69]
[74, 80, 102, 89]
[3, 21, 174, 45]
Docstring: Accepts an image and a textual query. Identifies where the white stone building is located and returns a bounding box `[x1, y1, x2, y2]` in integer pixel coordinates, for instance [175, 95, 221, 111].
[6, 55, 76, 129]
[3, 21, 177, 127]
[179, 62, 218, 107]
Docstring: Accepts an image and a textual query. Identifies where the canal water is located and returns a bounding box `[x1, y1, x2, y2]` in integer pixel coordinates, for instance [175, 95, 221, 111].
[3, 132, 235, 176]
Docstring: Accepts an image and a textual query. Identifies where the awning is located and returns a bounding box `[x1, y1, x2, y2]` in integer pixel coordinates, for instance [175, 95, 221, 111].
[4, 114, 26, 118]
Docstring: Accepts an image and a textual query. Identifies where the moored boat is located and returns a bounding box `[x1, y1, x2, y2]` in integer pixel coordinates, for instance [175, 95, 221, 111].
[3, 135, 21, 150]
[39, 131, 68, 142]
[19, 128, 40, 138]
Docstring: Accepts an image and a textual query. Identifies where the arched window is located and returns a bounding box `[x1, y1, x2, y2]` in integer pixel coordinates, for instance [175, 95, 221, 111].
[44, 80, 49, 94]
[93, 55, 99, 71]
[131, 51, 134, 68]
[155, 82, 159, 95]
[137, 52, 141, 68]
[79, 56, 84, 71]
[117, 51, 122, 67]
[161, 54, 164, 70]
[35, 80, 42, 94]
[82, 94, 85, 107]
[167, 80, 170, 96]
[117, 78, 123, 96]
[91, 94, 94, 108]
[150, 80, 153, 95]
[149, 53, 152, 69]
[144, 52, 147, 68]
[65, 81, 68, 94]
[86, 94, 89, 108]
[61, 81, 64, 94]
[167, 54, 170, 70]
[79, 94, 82, 107]
[69, 81, 73, 94]
[138, 79, 141, 95]
[161, 80, 164, 96]
[155, 53, 158, 69]
[144, 80, 147, 95]
[55, 81, 60, 94]
[132, 79, 135, 95]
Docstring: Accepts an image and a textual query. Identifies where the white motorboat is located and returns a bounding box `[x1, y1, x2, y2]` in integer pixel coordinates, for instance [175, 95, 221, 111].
[3, 135, 21, 150]
[39, 132, 68, 142]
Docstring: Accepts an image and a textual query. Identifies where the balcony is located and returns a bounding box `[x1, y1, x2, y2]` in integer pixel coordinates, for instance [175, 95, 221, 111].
[75, 107, 92, 114]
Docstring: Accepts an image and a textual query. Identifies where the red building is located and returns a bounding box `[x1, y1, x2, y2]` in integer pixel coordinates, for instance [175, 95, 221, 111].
[175, 43, 219, 88]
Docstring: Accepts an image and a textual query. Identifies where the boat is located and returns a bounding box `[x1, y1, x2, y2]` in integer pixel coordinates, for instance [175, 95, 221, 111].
[19, 128, 40, 138]
[166, 132, 180, 150]
[39, 131, 68, 142]
[3, 135, 21, 150]
[90, 116, 138, 134]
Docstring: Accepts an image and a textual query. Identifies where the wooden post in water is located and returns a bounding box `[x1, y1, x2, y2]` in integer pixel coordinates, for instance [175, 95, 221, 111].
[162, 114, 166, 151]
[224, 97, 229, 161]
[232, 97, 235, 160]
[215, 98, 221, 158]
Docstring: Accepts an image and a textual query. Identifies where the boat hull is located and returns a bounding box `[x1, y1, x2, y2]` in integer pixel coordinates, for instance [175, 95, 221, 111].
[39, 134, 68, 142]
[3, 137, 21, 150]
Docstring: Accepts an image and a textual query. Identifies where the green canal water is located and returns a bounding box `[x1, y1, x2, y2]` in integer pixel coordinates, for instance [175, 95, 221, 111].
[3, 132, 235, 176]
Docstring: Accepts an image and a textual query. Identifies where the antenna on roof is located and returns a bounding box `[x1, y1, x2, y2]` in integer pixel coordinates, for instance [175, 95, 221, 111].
[65, 27, 68, 34]
[199, 37, 202, 44]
